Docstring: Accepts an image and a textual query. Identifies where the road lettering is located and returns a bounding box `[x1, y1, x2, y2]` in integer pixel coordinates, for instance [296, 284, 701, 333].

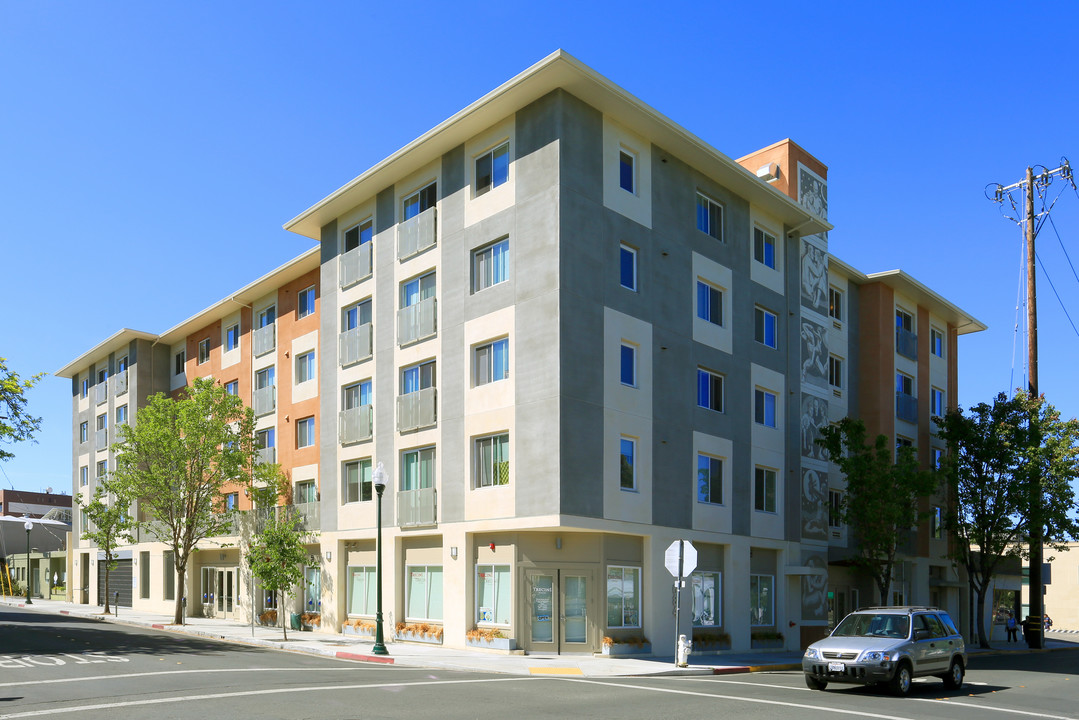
[0, 652, 129, 669]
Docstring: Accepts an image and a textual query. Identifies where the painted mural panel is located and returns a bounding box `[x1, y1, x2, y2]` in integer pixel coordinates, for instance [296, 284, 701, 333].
[798, 166, 828, 221]
[800, 241, 828, 315]
[800, 319, 828, 389]
[800, 394, 828, 461]
[801, 550, 828, 621]
[801, 466, 828, 542]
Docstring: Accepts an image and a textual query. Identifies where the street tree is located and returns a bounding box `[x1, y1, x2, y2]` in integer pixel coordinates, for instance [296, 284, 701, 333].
[817, 418, 940, 605]
[0, 357, 44, 462]
[936, 391, 1079, 648]
[112, 377, 257, 624]
[248, 502, 310, 641]
[78, 477, 136, 614]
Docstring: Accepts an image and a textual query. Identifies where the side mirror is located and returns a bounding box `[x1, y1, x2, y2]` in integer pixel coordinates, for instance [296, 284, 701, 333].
[914, 628, 930, 640]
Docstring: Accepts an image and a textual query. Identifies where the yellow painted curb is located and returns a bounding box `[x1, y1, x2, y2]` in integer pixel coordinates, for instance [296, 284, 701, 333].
[530, 667, 584, 675]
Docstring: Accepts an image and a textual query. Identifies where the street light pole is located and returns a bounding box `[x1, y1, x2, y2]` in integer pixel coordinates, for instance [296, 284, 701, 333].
[23, 518, 33, 605]
[372, 462, 389, 656]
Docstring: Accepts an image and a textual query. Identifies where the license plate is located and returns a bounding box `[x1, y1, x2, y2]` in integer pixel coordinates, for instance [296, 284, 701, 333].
[828, 662, 845, 673]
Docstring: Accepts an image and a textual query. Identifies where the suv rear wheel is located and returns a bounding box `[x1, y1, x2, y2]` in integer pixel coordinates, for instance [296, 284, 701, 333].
[942, 658, 964, 689]
[889, 662, 912, 697]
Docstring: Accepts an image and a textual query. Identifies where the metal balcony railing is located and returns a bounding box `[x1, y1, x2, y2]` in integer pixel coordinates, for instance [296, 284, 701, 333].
[339, 323, 373, 367]
[397, 207, 436, 261]
[290, 502, 320, 531]
[397, 297, 436, 346]
[253, 324, 276, 357]
[340, 242, 373, 288]
[113, 370, 128, 396]
[896, 392, 918, 423]
[256, 446, 276, 465]
[339, 405, 373, 444]
[397, 387, 436, 432]
[896, 328, 918, 360]
[95, 428, 108, 451]
[253, 385, 276, 417]
[397, 486, 436, 528]
[95, 382, 107, 406]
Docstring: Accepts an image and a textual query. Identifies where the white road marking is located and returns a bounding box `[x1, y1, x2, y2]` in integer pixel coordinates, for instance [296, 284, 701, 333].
[0, 666, 361, 689]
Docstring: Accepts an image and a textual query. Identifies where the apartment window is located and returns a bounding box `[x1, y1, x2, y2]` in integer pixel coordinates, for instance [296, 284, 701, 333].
[225, 380, 239, 396]
[931, 387, 945, 416]
[754, 389, 777, 428]
[256, 428, 275, 451]
[80, 466, 88, 487]
[116, 405, 127, 425]
[828, 490, 842, 528]
[343, 380, 372, 410]
[79, 422, 88, 443]
[620, 244, 637, 291]
[224, 493, 239, 512]
[347, 566, 376, 615]
[753, 227, 776, 269]
[344, 218, 373, 252]
[475, 141, 509, 196]
[691, 571, 721, 627]
[344, 298, 372, 331]
[620, 437, 636, 491]
[474, 338, 508, 386]
[298, 285, 316, 319]
[754, 467, 777, 513]
[80, 378, 88, 399]
[896, 436, 914, 454]
[473, 238, 508, 292]
[343, 458, 372, 503]
[402, 360, 436, 394]
[98, 368, 108, 385]
[829, 287, 843, 323]
[295, 480, 317, 505]
[696, 281, 723, 326]
[402, 272, 436, 308]
[618, 149, 636, 193]
[96, 413, 107, 432]
[697, 368, 724, 412]
[401, 447, 436, 491]
[174, 350, 185, 375]
[198, 339, 210, 365]
[258, 305, 276, 328]
[755, 307, 777, 348]
[476, 564, 511, 625]
[696, 193, 723, 240]
[403, 182, 437, 221]
[226, 323, 240, 352]
[96, 459, 108, 480]
[620, 343, 637, 387]
[296, 417, 315, 449]
[933, 448, 944, 469]
[405, 565, 443, 621]
[474, 433, 509, 488]
[295, 351, 315, 384]
[828, 356, 843, 390]
[697, 453, 723, 505]
[750, 574, 774, 626]
[931, 327, 944, 357]
[931, 506, 944, 539]
[896, 308, 913, 332]
[606, 566, 641, 628]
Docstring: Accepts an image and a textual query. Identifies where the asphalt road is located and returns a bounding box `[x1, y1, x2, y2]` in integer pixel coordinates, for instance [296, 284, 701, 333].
[2, 605, 1078, 719]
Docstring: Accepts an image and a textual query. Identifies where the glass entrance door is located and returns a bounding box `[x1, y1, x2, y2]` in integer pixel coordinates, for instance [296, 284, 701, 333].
[528, 572, 556, 646]
[525, 568, 594, 653]
[562, 574, 589, 646]
[216, 568, 236, 619]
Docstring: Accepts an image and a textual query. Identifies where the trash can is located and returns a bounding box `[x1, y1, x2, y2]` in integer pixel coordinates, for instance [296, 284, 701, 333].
[290, 613, 302, 631]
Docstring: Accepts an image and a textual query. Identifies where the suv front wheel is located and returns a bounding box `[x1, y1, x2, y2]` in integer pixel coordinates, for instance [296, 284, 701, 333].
[889, 662, 912, 697]
[942, 658, 964, 689]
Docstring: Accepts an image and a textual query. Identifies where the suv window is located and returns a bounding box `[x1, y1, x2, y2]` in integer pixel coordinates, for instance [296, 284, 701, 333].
[937, 612, 960, 636]
[924, 614, 947, 637]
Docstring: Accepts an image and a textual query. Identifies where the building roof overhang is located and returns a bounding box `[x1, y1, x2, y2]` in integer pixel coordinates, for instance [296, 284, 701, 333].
[283, 50, 831, 240]
[55, 329, 158, 378]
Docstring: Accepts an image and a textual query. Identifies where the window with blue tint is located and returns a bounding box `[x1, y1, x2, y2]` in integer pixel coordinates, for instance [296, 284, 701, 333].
[696, 193, 722, 240]
[475, 142, 509, 196]
[295, 351, 315, 384]
[402, 360, 436, 394]
[473, 238, 509, 292]
[754, 389, 777, 427]
[697, 453, 722, 505]
[226, 323, 240, 351]
[403, 183, 437, 220]
[619, 149, 635, 193]
[754, 307, 777, 348]
[298, 285, 316, 319]
[620, 244, 637, 290]
[344, 218, 373, 252]
[475, 338, 509, 386]
[754, 469, 777, 514]
[359, 380, 372, 407]
[402, 272, 436, 308]
[297, 417, 315, 448]
[620, 343, 636, 387]
[697, 368, 723, 412]
[620, 437, 635, 490]
[343, 299, 372, 330]
[753, 228, 776, 269]
[696, 281, 722, 325]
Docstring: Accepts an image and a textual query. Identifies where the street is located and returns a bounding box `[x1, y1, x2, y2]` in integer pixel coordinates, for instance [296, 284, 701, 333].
[2, 605, 1079, 719]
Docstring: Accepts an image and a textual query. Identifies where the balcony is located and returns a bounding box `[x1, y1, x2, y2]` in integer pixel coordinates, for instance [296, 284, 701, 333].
[256, 446, 276, 465]
[397, 486, 436, 528]
[290, 502, 321, 532]
[95, 428, 108, 451]
[339, 405, 373, 444]
[113, 370, 128, 396]
[896, 328, 917, 360]
[397, 297, 436, 346]
[253, 324, 276, 357]
[339, 323, 373, 367]
[397, 387, 437, 432]
[253, 385, 276, 417]
[896, 393, 918, 424]
[95, 382, 107, 406]
[397, 207, 437, 261]
[340, 242, 373, 288]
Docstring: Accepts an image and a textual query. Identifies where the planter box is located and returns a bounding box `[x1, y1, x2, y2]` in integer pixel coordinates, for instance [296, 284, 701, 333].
[602, 642, 652, 657]
[395, 630, 442, 645]
[466, 636, 517, 651]
[342, 624, 375, 637]
[692, 641, 732, 653]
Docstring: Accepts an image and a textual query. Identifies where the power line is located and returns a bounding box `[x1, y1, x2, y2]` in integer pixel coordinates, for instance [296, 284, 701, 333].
[1034, 251, 1079, 339]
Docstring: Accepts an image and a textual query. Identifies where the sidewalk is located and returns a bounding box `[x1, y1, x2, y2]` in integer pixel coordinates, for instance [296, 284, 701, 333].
[3, 597, 1075, 677]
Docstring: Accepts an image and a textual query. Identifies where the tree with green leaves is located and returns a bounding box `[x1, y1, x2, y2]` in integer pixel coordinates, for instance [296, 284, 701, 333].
[112, 377, 257, 624]
[935, 391, 1079, 648]
[0, 357, 44, 462]
[817, 417, 941, 605]
[78, 477, 136, 614]
[248, 504, 310, 641]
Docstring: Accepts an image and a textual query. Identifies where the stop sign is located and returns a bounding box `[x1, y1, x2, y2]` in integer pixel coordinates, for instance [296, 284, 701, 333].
[664, 540, 697, 578]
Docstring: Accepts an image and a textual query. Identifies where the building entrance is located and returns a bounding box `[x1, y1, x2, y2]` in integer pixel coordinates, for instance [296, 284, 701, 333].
[524, 567, 596, 654]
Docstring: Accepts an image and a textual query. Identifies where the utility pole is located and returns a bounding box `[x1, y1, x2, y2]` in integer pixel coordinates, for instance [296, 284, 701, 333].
[991, 160, 1074, 649]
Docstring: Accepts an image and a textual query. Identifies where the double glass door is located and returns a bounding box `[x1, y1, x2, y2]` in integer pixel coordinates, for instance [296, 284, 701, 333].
[526, 568, 593, 653]
[200, 567, 237, 619]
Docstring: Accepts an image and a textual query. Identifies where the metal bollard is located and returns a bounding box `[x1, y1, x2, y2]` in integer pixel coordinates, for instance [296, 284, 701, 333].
[182, 596, 187, 626]
[114, 591, 120, 617]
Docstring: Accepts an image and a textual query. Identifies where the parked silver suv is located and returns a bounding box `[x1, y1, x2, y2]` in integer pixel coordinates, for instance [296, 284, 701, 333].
[802, 606, 966, 696]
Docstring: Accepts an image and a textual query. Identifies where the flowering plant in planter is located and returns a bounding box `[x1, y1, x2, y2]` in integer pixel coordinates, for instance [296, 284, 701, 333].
[344, 618, 376, 632]
[466, 627, 506, 642]
[300, 612, 321, 627]
[395, 622, 444, 641]
[602, 635, 650, 648]
[258, 610, 278, 625]
[692, 630, 731, 648]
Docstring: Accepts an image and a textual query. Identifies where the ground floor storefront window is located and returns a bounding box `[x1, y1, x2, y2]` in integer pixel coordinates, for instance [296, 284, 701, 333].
[406, 565, 443, 621]
[606, 566, 640, 628]
[347, 566, 376, 616]
[476, 564, 510, 624]
[691, 571, 721, 627]
[750, 574, 773, 626]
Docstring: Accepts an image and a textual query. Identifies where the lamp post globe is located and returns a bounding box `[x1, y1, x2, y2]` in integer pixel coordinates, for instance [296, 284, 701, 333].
[23, 518, 33, 605]
[372, 462, 389, 656]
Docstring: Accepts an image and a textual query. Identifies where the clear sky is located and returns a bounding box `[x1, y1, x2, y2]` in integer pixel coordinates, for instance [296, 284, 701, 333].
[2, 2, 1078, 494]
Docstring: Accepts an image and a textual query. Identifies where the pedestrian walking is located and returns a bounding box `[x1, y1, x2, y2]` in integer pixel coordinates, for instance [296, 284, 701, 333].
[1006, 611, 1018, 642]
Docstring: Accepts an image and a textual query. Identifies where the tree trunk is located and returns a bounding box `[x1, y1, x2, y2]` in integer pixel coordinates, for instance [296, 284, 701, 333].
[875, 573, 892, 606]
[103, 560, 111, 614]
[974, 585, 991, 649]
[173, 565, 186, 625]
[281, 590, 288, 641]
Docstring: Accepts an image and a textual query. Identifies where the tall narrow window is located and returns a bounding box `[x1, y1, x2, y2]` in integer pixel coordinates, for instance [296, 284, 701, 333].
[475, 434, 510, 488]
[696, 193, 723, 240]
[931, 387, 945, 416]
[296, 417, 315, 449]
[619, 149, 636, 193]
[755, 307, 777, 348]
[474, 339, 508, 386]
[828, 490, 842, 528]
[620, 244, 637, 291]
[472, 238, 508, 292]
[829, 288, 843, 323]
[753, 228, 776, 269]
[174, 350, 185, 375]
[258, 306, 276, 328]
[755, 389, 777, 427]
[828, 356, 843, 390]
[475, 142, 509, 196]
[343, 459, 372, 503]
[606, 566, 641, 628]
[295, 351, 315, 384]
[620, 437, 636, 490]
[298, 286, 316, 319]
[931, 506, 944, 539]
[226, 323, 240, 352]
[697, 368, 724, 412]
[696, 281, 723, 326]
[116, 405, 127, 425]
[697, 454, 722, 505]
[754, 467, 777, 513]
[750, 574, 774, 626]
[620, 343, 637, 387]
[930, 327, 944, 357]
[198, 339, 210, 364]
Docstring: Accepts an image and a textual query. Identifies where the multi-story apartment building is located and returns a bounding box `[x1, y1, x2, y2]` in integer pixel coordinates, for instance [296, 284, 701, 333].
[57, 51, 983, 653]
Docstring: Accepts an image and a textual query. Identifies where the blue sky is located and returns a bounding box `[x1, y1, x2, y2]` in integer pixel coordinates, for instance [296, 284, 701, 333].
[2, 2, 1078, 493]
